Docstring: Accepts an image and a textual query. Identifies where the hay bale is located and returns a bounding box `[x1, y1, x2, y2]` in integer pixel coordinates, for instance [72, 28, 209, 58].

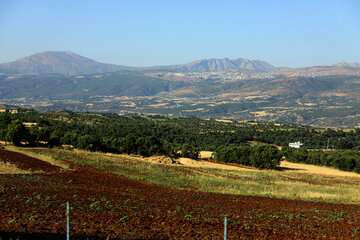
[147, 156, 181, 165]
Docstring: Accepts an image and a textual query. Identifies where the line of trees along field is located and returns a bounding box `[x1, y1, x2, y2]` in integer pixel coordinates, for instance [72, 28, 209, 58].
[0, 110, 359, 171]
[282, 147, 360, 173]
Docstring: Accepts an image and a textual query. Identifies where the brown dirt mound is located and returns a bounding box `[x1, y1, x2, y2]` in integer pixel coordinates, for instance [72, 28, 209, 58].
[0, 150, 62, 172]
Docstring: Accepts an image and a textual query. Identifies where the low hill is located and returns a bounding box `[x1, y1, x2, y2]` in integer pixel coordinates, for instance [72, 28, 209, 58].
[0, 71, 181, 99]
[276, 65, 360, 76]
[327, 61, 360, 68]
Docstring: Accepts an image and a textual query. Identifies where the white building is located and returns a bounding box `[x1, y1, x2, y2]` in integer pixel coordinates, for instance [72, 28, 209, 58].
[289, 141, 303, 148]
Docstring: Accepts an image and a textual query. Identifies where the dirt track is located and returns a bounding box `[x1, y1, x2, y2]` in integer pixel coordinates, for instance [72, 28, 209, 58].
[1, 150, 360, 239]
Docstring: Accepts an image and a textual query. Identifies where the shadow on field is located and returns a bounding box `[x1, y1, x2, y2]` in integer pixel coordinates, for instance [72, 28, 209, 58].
[0, 231, 120, 240]
[277, 166, 305, 171]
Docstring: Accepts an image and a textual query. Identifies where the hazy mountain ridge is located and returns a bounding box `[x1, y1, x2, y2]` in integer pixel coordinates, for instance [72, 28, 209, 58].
[1, 51, 359, 76]
[171, 57, 278, 72]
[0, 51, 279, 75]
[326, 61, 360, 68]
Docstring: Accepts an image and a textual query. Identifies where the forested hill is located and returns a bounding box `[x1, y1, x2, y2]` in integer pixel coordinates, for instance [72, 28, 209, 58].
[0, 71, 179, 99]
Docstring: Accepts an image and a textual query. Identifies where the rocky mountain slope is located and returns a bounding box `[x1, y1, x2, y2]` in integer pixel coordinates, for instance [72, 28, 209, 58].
[172, 57, 278, 72]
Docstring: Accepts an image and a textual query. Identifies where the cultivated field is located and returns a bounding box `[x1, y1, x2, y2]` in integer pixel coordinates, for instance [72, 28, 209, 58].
[1, 147, 360, 239]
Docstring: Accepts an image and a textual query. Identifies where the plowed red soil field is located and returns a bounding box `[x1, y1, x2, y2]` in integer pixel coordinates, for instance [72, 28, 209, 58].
[1, 149, 360, 239]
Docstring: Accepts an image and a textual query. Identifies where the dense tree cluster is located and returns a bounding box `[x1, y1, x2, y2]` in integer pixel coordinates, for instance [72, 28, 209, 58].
[214, 145, 281, 169]
[0, 110, 198, 158]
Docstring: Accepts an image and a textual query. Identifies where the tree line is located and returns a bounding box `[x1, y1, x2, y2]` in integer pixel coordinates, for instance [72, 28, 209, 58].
[0, 110, 359, 171]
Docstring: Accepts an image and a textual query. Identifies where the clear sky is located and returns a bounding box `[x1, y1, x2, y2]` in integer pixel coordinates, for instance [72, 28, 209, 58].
[0, 0, 359, 67]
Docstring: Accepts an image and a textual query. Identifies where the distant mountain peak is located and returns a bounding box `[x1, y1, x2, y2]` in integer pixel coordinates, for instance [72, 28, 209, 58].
[175, 57, 278, 72]
[0, 51, 131, 75]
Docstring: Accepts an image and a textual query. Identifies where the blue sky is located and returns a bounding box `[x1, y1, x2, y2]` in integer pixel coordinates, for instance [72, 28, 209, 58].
[0, 0, 359, 67]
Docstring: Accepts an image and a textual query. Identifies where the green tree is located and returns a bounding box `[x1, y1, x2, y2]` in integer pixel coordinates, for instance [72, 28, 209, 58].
[77, 135, 101, 152]
[250, 145, 281, 169]
[119, 135, 137, 154]
[60, 130, 80, 147]
[5, 120, 29, 146]
[181, 144, 199, 159]
[337, 139, 354, 150]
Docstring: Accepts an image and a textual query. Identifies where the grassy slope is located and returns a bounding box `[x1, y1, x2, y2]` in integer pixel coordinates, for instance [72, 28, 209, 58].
[11, 147, 360, 205]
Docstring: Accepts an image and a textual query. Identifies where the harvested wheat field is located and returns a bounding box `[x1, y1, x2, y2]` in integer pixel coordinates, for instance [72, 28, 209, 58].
[1, 148, 360, 239]
[280, 161, 360, 178]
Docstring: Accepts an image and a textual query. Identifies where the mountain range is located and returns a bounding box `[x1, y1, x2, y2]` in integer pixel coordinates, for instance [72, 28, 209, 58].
[1, 51, 359, 76]
[0, 51, 280, 75]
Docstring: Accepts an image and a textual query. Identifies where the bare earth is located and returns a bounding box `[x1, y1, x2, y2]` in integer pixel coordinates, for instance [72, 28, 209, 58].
[0, 161, 31, 174]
